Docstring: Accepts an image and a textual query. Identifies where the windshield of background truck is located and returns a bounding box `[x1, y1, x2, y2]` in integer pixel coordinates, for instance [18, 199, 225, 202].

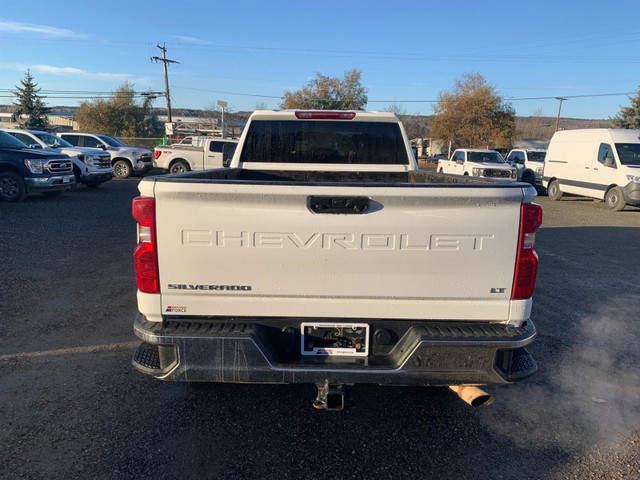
[527, 151, 546, 162]
[96, 135, 126, 147]
[239, 120, 409, 164]
[34, 132, 74, 148]
[615, 143, 640, 166]
[0, 130, 29, 149]
[468, 151, 506, 164]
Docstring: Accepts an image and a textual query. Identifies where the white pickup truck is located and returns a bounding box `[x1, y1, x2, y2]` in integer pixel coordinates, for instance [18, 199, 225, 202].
[505, 149, 546, 189]
[438, 149, 517, 181]
[131, 110, 542, 410]
[154, 137, 238, 173]
[58, 132, 153, 179]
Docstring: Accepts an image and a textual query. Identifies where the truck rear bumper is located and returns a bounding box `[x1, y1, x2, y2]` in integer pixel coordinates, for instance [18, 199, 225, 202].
[132, 314, 537, 386]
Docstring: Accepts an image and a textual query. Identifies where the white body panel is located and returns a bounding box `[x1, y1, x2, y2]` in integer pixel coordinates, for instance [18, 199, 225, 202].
[543, 128, 640, 200]
[140, 178, 529, 323]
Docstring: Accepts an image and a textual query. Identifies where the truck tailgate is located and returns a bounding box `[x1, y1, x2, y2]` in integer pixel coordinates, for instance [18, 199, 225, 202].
[150, 181, 526, 321]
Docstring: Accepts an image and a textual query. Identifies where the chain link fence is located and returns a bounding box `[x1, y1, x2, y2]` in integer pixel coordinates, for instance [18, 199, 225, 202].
[118, 137, 164, 150]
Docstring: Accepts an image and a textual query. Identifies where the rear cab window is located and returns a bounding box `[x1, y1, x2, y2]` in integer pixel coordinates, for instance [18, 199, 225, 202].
[239, 120, 409, 165]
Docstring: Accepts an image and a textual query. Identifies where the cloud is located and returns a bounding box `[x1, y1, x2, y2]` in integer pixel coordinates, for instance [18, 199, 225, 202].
[30, 64, 131, 81]
[0, 19, 87, 38]
[0, 62, 145, 84]
[173, 35, 211, 46]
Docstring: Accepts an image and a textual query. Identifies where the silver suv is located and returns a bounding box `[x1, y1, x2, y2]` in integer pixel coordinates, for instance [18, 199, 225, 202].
[59, 132, 153, 179]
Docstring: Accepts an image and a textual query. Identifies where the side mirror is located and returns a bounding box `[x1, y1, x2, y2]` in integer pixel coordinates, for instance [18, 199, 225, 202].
[222, 154, 231, 168]
[455, 158, 464, 165]
[604, 156, 616, 168]
[28, 143, 43, 149]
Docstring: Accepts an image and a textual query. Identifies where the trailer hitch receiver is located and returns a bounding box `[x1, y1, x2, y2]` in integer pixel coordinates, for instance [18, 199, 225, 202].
[313, 381, 352, 411]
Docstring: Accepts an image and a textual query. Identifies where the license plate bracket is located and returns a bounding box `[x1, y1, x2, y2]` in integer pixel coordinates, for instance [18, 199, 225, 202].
[301, 322, 369, 356]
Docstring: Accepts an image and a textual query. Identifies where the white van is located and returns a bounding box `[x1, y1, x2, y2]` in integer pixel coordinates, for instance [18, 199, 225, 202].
[543, 129, 640, 210]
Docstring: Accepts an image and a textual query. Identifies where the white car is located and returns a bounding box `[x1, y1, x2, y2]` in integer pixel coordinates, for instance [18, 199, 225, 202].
[438, 149, 517, 181]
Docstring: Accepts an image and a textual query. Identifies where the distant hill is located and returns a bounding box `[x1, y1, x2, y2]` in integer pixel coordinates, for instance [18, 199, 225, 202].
[0, 104, 611, 141]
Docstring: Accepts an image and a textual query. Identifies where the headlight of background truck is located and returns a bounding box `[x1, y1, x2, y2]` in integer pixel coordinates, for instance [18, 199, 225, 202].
[24, 158, 44, 174]
[472, 168, 484, 176]
[79, 154, 94, 166]
[511, 169, 517, 179]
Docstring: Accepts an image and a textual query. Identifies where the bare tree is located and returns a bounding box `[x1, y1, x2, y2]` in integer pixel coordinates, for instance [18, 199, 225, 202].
[383, 102, 407, 116]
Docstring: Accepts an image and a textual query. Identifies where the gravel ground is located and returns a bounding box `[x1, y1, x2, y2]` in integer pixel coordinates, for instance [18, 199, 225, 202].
[1, 180, 639, 479]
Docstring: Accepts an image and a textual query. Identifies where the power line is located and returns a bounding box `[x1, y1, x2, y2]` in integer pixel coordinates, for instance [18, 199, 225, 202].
[0, 88, 635, 104]
[172, 85, 282, 99]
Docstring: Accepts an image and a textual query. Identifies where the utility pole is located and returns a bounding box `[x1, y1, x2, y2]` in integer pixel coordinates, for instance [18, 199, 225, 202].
[151, 44, 179, 124]
[217, 100, 228, 138]
[555, 97, 567, 132]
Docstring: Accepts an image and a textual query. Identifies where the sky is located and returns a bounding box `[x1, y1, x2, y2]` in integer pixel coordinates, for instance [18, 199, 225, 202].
[1, 0, 639, 120]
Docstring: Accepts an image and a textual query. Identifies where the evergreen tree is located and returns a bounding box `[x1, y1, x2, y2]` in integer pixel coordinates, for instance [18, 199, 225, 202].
[12, 70, 50, 130]
[610, 88, 640, 129]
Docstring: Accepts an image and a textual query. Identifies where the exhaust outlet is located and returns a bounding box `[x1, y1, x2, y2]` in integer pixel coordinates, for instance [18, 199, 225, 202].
[448, 385, 495, 407]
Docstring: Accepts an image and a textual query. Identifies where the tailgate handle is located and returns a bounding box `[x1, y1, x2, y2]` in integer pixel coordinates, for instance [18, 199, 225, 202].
[308, 196, 370, 214]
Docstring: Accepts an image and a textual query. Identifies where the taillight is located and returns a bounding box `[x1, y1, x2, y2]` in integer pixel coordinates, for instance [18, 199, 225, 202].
[132, 196, 159, 294]
[511, 203, 543, 300]
[154, 150, 162, 160]
[295, 111, 356, 120]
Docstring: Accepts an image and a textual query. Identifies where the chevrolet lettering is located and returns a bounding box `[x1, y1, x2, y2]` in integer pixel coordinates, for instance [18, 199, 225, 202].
[181, 230, 494, 251]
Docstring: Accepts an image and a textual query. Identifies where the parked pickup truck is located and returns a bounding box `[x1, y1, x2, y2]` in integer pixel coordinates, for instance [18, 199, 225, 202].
[3, 129, 112, 188]
[438, 149, 517, 181]
[154, 137, 238, 173]
[505, 149, 546, 190]
[131, 110, 542, 410]
[58, 132, 153, 179]
[0, 130, 74, 202]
